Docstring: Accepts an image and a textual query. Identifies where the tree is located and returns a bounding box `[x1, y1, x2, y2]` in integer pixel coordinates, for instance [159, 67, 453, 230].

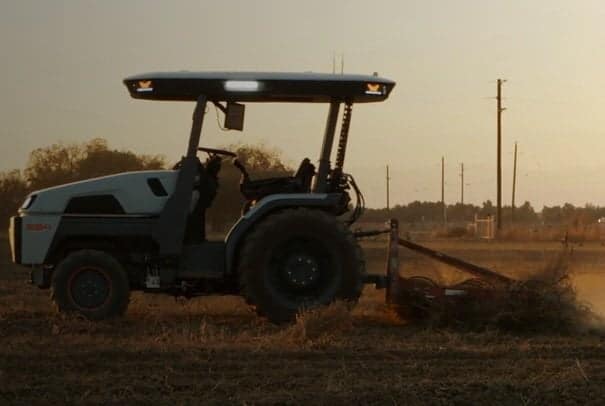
[479, 200, 495, 217]
[0, 170, 28, 228]
[445, 203, 478, 222]
[76, 138, 164, 180]
[24, 138, 165, 190]
[515, 201, 539, 223]
[0, 138, 165, 227]
[206, 144, 292, 230]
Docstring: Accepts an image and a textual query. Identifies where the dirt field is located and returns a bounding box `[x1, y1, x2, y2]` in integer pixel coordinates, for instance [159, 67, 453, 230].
[2, 237, 605, 404]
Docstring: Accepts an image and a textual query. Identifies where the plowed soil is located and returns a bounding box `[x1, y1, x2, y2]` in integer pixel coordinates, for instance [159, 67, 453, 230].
[2, 238, 605, 405]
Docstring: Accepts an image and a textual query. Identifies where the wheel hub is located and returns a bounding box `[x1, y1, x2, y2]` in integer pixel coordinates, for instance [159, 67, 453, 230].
[283, 254, 320, 289]
[70, 268, 111, 310]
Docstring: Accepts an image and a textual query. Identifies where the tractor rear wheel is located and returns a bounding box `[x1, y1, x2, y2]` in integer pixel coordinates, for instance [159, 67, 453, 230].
[238, 208, 365, 323]
[51, 250, 130, 320]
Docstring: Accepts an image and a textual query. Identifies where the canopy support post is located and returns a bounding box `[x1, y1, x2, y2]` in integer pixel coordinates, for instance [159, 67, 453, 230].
[313, 100, 340, 193]
[154, 95, 207, 257]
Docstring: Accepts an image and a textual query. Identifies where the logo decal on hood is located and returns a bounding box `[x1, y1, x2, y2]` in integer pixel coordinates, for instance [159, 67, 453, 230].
[136, 80, 153, 92]
[365, 83, 385, 95]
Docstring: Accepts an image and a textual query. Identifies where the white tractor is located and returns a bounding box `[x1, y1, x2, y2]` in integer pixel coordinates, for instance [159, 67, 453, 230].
[9, 71, 395, 323]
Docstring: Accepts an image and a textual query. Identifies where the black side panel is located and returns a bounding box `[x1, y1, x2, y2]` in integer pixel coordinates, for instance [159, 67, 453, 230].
[46, 217, 157, 262]
[65, 195, 125, 215]
[178, 242, 225, 279]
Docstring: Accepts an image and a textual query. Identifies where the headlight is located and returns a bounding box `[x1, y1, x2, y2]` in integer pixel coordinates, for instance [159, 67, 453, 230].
[21, 195, 37, 210]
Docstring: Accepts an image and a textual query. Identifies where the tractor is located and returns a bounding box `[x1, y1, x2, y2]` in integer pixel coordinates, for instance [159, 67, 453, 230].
[8, 71, 396, 323]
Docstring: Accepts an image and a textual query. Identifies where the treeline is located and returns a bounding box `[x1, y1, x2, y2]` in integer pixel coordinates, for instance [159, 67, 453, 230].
[2, 138, 603, 230]
[0, 138, 290, 229]
[0, 138, 166, 227]
[362, 200, 605, 226]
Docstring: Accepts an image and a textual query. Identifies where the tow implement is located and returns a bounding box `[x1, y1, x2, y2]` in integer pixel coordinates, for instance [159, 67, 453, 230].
[359, 220, 513, 317]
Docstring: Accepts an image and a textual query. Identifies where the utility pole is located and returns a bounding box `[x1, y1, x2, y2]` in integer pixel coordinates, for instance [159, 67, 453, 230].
[386, 165, 390, 211]
[441, 156, 446, 227]
[460, 162, 464, 205]
[496, 79, 506, 232]
[511, 141, 518, 224]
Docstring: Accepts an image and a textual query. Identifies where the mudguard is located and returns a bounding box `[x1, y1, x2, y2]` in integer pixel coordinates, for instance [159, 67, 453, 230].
[224, 193, 341, 273]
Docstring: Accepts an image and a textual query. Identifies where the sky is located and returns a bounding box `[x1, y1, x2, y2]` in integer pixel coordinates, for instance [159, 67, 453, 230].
[1, 0, 604, 208]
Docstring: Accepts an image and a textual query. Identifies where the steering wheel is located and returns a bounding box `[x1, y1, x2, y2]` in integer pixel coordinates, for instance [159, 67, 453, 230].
[198, 147, 237, 158]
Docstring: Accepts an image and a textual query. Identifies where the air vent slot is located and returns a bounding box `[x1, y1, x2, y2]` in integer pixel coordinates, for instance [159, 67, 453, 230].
[147, 178, 168, 197]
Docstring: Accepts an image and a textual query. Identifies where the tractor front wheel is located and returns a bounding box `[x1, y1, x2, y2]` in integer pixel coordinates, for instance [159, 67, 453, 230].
[238, 209, 365, 323]
[51, 250, 130, 320]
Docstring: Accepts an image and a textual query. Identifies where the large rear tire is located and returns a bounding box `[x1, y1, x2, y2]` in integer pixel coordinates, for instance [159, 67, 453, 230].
[51, 250, 130, 320]
[238, 208, 365, 323]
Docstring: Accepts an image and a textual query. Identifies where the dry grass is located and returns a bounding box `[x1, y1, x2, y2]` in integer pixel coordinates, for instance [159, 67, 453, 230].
[282, 302, 354, 346]
[497, 224, 605, 242]
[3, 238, 605, 403]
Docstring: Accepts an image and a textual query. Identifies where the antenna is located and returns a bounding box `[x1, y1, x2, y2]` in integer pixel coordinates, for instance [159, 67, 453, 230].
[332, 51, 336, 74]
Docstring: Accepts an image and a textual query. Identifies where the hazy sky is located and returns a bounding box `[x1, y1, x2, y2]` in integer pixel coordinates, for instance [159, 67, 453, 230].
[1, 1, 604, 208]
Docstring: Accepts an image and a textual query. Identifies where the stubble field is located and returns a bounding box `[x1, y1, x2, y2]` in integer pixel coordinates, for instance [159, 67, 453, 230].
[2, 236, 605, 405]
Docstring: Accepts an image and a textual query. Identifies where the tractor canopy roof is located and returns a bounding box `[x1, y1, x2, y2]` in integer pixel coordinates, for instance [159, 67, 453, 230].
[124, 71, 395, 103]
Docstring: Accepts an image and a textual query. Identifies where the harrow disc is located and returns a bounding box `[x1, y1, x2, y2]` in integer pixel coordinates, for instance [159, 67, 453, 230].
[448, 278, 501, 301]
[389, 275, 441, 321]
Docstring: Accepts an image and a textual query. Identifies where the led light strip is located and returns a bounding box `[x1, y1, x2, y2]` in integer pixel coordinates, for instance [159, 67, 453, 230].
[224, 80, 260, 92]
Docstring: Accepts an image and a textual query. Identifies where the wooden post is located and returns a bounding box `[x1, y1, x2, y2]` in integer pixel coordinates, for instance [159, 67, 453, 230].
[511, 141, 518, 223]
[441, 156, 446, 227]
[386, 219, 400, 305]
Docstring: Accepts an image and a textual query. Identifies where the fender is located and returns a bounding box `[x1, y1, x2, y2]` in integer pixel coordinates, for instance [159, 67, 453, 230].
[224, 193, 342, 273]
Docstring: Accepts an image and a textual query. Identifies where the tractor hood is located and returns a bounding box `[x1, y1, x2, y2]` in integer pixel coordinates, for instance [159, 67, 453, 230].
[20, 170, 178, 215]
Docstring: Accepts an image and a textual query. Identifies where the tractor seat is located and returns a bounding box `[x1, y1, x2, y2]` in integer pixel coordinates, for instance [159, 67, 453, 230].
[240, 158, 315, 202]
